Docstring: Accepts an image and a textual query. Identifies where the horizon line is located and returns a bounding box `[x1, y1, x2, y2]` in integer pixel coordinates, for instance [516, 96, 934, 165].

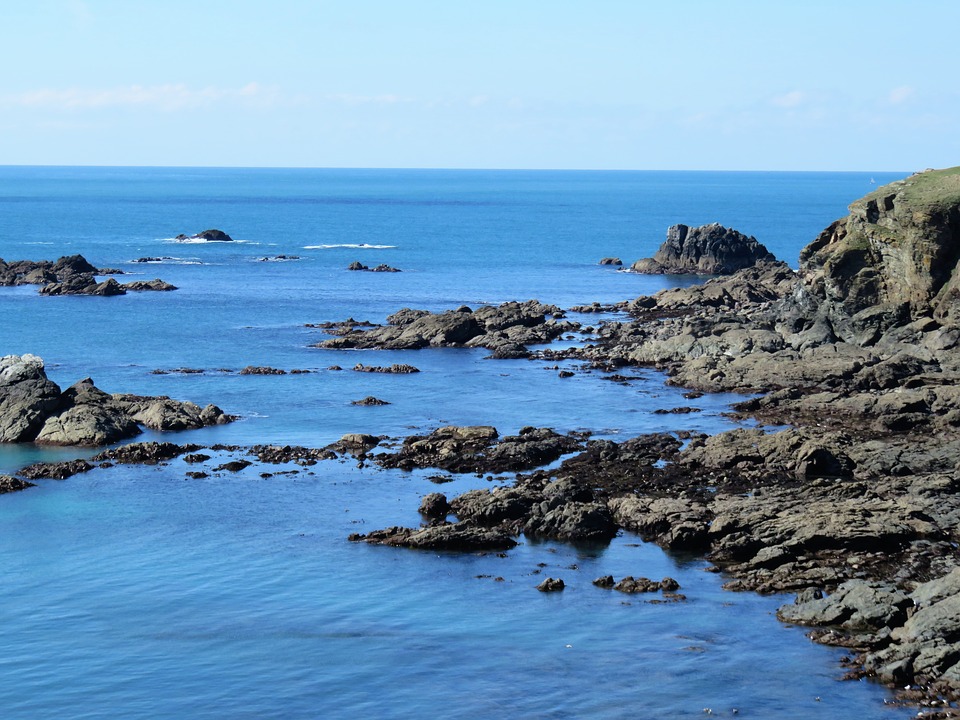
[0, 163, 913, 174]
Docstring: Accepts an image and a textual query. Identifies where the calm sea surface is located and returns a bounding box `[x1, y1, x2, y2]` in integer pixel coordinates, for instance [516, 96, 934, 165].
[0, 167, 913, 718]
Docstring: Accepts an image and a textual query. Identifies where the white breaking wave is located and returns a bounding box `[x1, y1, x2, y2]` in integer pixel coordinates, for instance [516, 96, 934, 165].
[128, 257, 202, 265]
[304, 243, 397, 249]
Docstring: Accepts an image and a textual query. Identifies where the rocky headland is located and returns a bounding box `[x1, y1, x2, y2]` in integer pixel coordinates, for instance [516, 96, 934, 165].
[337, 167, 960, 709]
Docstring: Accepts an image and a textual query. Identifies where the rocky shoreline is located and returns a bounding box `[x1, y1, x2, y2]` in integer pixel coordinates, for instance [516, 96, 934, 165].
[5, 168, 960, 713]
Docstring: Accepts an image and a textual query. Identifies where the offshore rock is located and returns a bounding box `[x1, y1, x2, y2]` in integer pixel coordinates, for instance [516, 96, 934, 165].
[631, 223, 777, 275]
[175, 229, 233, 242]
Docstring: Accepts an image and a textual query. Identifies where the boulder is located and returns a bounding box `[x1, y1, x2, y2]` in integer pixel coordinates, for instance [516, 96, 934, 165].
[34, 379, 141, 446]
[0, 354, 62, 442]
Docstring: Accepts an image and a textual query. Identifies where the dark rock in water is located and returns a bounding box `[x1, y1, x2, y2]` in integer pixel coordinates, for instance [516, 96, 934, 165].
[258, 255, 300, 262]
[352, 363, 420, 374]
[213, 460, 252, 472]
[183, 453, 211, 464]
[0, 354, 62, 442]
[240, 366, 287, 375]
[347, 261, 366, 271]
[631, 223, 777, 275]
[122, 279, 177, 292]
[319, 300, 578, 354]
[536, 577, 565, 592]
[351, 396, 390, 406]
[175, 229, 233, 242]
[18, 459, 94, 480]
[347, 261, 401, 273]
[599, 257, 622, 266]
[40, 276, 126, 297]
[350, 522, 518, 551]
[0, 475, 34, 494]
[186, 471, 209, 480]
[96, 267, 124, 275]
[94, 441, 199, 465]
[593, 575, 615, 588]
[419, 492, 450, 520]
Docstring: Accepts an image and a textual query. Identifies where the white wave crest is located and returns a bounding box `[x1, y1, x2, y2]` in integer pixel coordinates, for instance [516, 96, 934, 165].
[304, 243, 397, 250]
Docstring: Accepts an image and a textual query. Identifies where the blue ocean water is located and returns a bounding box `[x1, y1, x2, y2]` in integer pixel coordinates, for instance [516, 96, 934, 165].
[0, 167, 913, 718]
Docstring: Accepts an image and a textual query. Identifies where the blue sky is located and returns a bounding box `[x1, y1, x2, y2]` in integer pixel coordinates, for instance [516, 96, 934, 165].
[1, 0, 956, 170]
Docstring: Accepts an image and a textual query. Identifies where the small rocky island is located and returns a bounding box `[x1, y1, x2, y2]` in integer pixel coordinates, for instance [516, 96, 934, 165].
[174, 229, 234, 242]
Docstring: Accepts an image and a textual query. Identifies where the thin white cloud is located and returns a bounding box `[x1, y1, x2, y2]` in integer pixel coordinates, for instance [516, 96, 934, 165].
[771, 90, 805, 108]
[0, 82, 272, 111]
[888, 86, 914, 105]
[326, 93, 414, 106]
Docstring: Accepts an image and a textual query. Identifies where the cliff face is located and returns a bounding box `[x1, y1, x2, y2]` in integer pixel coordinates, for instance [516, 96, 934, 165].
[792, 168, 960, 341]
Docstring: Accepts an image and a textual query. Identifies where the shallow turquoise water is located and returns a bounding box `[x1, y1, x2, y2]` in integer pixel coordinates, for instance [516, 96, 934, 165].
[0, 168, 913, 718]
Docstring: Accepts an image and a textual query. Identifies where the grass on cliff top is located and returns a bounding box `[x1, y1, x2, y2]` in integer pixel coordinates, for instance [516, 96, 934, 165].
[865, 166, 960, 211]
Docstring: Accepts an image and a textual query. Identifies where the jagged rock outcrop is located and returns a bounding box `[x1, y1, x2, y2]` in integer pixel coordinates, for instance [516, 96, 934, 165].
[631, 223, 776, 275]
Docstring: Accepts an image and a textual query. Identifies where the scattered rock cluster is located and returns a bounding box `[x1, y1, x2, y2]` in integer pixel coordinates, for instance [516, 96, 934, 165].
[0, 254, 175, 296]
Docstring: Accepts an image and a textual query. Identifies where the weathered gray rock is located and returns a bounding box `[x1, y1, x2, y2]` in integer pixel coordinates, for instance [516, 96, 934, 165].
[0, 354, 62, 442]
[34, 379, 141, 446]
[112, 394, 234, 432]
